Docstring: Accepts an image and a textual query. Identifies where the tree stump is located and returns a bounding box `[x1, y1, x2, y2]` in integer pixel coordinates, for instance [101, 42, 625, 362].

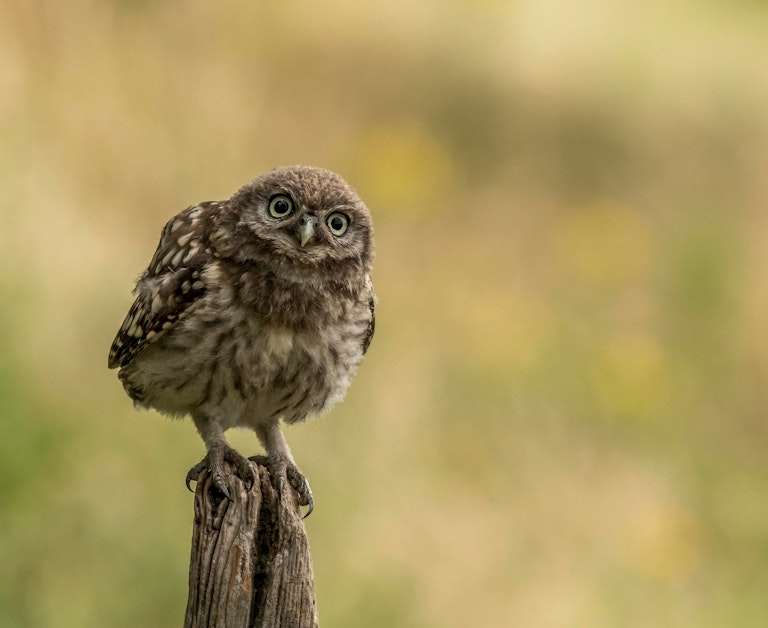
[184, 461, 318, 628]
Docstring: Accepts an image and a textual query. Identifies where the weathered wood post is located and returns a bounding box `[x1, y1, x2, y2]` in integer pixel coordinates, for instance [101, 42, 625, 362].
[184, 461, 318, 628]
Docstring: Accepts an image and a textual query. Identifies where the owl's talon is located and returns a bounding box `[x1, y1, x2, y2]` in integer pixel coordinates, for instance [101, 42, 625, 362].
[213, 475, 232, 501]
[185, 458, 209, 492]
[285, 461, 314, 515]
[186, 443, 254, 499]
[303, 495, 314, 519]
[249, 453, 314, 516]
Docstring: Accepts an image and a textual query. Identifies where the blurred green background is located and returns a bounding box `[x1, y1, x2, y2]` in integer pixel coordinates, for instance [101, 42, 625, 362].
[1, 1, 767, 626]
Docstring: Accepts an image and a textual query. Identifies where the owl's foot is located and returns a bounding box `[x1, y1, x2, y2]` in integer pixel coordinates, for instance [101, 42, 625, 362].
[249, 454, 314, 518]
[185, 442, 256, 500]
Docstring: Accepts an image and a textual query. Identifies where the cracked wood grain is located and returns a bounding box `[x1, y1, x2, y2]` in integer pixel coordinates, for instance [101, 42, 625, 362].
[184, 461, 318, 628]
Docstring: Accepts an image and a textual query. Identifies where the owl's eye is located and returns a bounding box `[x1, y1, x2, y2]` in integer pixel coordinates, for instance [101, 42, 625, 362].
[268, 195, 294, 218]
[327, 212, 349, 236]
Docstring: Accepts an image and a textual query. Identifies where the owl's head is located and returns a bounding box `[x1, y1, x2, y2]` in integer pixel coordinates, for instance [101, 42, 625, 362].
[217, 166, 374, 279]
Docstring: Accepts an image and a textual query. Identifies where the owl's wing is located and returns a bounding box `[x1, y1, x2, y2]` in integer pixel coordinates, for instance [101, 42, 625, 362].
[107, 204, 214, 369]
[362, 279, 376, 355]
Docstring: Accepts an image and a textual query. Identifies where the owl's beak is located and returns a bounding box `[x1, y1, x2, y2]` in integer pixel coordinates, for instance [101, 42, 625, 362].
[296, 215, 317, 248]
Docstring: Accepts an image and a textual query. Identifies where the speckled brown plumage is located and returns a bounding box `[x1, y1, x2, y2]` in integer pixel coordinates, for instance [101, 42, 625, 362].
[108, 166, 375, 513]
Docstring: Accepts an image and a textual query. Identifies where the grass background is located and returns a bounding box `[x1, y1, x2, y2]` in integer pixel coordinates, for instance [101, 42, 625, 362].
[1, 1, 767, 626]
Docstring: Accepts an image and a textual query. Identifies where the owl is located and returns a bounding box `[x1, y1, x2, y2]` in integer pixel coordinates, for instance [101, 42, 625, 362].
[108, 166, 375, 515]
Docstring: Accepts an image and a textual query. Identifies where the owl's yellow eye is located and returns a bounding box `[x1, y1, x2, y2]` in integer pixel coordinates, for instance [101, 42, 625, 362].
[327, 212, 349, 236]
[268, 195, 294, 218]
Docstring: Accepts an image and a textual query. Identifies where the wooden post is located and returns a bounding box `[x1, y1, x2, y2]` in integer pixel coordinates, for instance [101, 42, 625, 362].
[184, 461, 318, 628]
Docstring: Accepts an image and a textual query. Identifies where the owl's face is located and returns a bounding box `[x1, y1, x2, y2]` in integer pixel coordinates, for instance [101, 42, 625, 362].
[223, 166, 373, 276]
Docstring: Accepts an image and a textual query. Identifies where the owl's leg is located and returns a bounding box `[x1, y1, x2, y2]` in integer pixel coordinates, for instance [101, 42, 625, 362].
[185, 414, 256, 500]
[250, 421, 314, 518]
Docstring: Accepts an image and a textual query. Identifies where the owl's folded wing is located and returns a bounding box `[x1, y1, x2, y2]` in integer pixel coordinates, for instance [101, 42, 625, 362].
[107, 204, 214, 369]
[362, 277, 376, 355]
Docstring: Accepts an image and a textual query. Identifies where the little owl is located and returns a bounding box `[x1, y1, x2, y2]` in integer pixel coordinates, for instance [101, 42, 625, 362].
[108, 166, 375, 515]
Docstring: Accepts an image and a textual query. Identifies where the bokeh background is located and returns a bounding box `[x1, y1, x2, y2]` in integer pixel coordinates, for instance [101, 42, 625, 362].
[1, 1, 767, 626]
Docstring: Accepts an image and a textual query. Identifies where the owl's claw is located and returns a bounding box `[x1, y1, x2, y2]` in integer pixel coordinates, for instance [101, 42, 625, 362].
[303, 494, 315, 519]
[217, 480, 232, 501]
[249, 454, 314, 517]
[185, 472, 196, 493]
[186, 443, 256, 500]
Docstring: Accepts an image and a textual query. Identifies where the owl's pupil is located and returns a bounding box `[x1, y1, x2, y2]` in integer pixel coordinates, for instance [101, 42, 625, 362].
[275, 200, 289, 214]
[331, 216, 344, 231]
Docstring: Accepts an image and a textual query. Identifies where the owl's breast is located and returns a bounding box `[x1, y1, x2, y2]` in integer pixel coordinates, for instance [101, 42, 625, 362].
[237, 312, 369, 426]
[119, 277, 372, 427]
